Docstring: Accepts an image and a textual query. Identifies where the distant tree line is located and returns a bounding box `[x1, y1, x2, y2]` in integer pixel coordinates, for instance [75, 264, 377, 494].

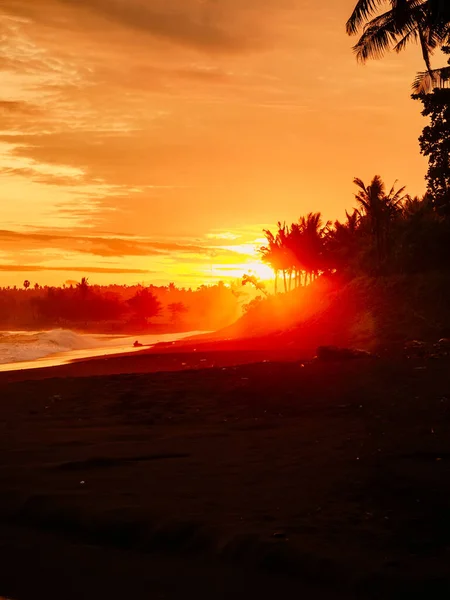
[0, 280, 246, 332]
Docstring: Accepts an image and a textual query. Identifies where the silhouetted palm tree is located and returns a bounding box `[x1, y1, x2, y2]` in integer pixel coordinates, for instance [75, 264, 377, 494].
[353, 175, 407, 267]
[327, 210, 361, 272]
[298, 212, 329, 283]
[76, 277, 90, 298]
[260, 227, 288, 293]
[347, 0, 450, 92]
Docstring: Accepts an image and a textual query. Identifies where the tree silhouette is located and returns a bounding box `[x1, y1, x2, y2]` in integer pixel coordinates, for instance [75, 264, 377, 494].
[76, 277, 90, 297]
[242, 274, 268, 296]
[23, 280, 30, 290]
[347, 1, 450, 92]
[414, 86, 450, 214]
[168, 302, 187, 323]
[128, 288, 162, 321]
[261, 214, 329, 290]
[260, 229, 284, 293]
[326, 210, 361, 274]
[353, 175, 406, 268]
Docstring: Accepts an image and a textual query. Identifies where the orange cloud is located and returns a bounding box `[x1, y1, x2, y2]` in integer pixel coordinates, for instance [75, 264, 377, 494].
[0, 265, 152, 274]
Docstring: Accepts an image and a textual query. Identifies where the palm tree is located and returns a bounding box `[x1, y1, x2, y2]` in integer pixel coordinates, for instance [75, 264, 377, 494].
[300, 212, 330, 282]
[259, 230, 279, 293]
[275, 221, 292, 292]
[347, 1, 450, 92]
[260, 224, 291, 293]
[76, 277, 90, 297]
[327, 210, 361, 272]
[353, 175, 407, 267]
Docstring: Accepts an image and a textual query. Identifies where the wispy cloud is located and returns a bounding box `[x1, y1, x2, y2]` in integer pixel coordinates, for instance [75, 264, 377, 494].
[0, 264, 153, 274]
[0, 228, 255, 259]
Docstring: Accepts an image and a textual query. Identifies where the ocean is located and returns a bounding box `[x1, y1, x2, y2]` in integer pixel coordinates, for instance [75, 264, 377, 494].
[0, 329, 204, 372]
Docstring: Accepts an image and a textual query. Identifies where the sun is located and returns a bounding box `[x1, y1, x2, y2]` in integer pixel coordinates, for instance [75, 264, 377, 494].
[245, 261, 274, 281]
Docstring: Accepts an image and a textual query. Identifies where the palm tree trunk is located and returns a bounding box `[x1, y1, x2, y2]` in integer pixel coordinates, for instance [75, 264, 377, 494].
[274, 271, 278, 294]
[283, 270, 287, 293]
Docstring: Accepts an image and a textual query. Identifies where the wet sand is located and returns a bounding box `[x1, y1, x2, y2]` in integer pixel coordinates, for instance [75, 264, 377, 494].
[1, 349, 450, 598]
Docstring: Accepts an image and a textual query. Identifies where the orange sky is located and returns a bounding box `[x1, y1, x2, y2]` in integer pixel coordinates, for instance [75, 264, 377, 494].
[0, 0, 433, 287]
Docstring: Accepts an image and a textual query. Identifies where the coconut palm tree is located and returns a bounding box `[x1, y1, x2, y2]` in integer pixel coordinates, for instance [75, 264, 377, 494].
[353, 175, 407, 267]
[347, 1, 450, 92]
[300, 212, 330, 282]
[76, 277, 90, 298]
[260, 230, 281, 293]
[275, 222, 292, 292]
[260, 223, 292, 293]
[326, 210, 361, 272]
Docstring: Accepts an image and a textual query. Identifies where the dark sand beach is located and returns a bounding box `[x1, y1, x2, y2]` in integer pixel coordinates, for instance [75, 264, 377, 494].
[2, 345, 450, 598]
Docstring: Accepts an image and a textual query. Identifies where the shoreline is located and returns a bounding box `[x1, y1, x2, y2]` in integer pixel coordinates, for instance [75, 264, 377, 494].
[0, 342, 305, 384]
[0, 329, 211, 378]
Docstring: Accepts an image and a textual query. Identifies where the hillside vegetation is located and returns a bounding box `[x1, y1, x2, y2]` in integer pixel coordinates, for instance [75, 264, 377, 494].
[214, 272, 450, 354]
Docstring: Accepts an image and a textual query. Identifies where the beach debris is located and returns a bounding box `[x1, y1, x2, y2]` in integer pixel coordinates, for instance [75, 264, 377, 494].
[133, 340, 143, 347]
[405, 338, 450, 359]
[316, 345, 377, 361]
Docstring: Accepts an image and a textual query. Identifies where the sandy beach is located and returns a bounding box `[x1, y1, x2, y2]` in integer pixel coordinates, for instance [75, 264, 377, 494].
[2, 347, 450, 598]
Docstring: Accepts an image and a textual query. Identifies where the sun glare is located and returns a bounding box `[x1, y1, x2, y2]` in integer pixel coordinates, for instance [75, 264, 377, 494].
[245, 261, 274, 281]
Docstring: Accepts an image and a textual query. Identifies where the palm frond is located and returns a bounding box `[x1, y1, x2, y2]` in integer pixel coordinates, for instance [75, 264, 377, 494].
[353, 177, 368, 193]
[353, 4, 427, 62]
[346, 0, 389, 35]
[393, 26, 420, 52]
[412, 65, 450, 92]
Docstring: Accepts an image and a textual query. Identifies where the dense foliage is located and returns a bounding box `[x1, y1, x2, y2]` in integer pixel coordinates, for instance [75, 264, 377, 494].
[260, 176, 450, 291]
[414, 86, 450, 214]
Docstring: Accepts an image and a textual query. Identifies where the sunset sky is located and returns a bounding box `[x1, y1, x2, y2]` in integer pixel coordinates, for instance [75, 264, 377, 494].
[0, 0, 432, 287]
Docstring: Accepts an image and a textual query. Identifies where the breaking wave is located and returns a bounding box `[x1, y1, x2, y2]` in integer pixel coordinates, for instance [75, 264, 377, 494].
[0, 328, 204, 369]
[0, 329, 99, 365]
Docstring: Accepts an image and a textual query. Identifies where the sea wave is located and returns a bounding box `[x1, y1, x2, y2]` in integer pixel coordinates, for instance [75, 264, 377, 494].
[0, 328, 206, 368]
[0, 329, 99, 365]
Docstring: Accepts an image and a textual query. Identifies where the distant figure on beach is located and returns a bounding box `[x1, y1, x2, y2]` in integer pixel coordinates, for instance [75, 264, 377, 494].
[133, 340, 143, 348]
